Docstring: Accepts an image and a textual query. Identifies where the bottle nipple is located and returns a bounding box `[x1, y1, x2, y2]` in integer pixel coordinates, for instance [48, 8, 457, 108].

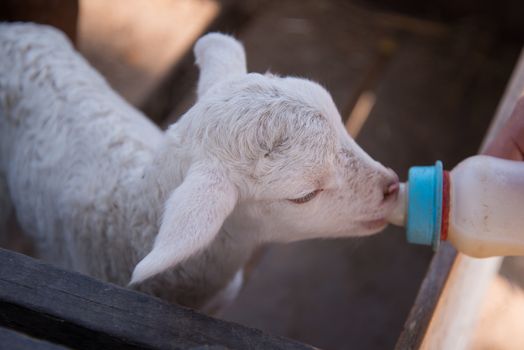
[387, 183, 407, 226]
[386, 161, 444, 250]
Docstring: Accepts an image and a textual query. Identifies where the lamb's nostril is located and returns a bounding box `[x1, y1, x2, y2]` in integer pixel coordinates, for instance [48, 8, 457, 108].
[387, 182, 399, 196]
[382, 179, 400, 201]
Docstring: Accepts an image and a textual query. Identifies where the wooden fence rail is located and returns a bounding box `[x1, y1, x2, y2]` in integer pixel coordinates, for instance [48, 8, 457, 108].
[0, 248, 315, 350]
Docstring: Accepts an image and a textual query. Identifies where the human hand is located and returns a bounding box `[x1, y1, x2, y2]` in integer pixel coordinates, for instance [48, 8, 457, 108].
[484, 96, 524, 160]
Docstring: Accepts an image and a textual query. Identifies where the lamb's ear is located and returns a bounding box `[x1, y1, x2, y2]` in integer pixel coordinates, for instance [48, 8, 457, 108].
[194, 33, 247, 99]
[130, 165, 238, 285]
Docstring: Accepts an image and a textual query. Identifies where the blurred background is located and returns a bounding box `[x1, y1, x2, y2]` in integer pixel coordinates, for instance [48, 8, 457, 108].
[2, 0, 524, 349]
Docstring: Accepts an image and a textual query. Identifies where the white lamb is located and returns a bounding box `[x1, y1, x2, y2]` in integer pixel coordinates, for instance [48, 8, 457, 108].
[0, 23, 399, 311]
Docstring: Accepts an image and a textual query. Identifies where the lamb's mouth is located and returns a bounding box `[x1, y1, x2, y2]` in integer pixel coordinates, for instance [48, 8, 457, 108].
[361, 218, 388, 231]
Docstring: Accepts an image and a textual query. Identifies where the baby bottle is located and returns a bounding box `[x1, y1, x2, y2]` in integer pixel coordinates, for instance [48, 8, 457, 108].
[388, 155, 524, 258]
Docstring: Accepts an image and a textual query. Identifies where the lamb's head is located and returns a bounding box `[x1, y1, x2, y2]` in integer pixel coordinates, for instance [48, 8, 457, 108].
[130, 33, 398, 285]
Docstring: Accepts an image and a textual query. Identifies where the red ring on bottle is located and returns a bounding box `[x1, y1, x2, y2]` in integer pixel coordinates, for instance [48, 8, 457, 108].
[441, 171, 450, 241]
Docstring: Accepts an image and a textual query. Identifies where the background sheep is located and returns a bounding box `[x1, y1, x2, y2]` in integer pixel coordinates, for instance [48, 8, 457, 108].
[0, 23, 398, 311]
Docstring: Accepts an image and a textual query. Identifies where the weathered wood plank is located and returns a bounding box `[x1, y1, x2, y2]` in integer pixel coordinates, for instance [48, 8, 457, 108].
[395, 48, 524, 350]
[0, 326, 70, 350]
[0, 248, 315, 350]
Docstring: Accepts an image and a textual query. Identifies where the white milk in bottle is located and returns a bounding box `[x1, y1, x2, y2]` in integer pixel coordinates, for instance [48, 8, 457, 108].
[388, 155, 524, 258]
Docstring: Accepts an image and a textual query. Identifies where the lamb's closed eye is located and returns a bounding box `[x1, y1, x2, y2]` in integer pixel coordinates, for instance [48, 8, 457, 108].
[289, 189, 322, 204]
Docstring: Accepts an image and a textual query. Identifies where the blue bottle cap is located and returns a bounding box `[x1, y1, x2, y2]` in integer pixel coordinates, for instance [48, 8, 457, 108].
[406, 161, 443, 250]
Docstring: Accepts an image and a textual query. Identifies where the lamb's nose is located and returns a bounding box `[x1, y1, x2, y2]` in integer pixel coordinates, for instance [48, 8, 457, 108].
[382, 170, 399, 202]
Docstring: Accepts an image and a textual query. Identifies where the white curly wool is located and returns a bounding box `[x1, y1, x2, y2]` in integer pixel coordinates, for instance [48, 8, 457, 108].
[0, 23, 398, 311]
